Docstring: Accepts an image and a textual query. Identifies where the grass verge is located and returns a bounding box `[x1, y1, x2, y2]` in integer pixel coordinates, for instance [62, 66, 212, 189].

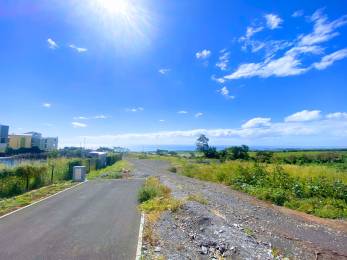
[138, 177, 182, 248]
[87, 160, 133, 180]
[0, 181, 76, 217]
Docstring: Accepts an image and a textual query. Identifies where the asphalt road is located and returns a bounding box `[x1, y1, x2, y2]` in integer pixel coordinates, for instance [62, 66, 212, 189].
[0, 179, 144, 260]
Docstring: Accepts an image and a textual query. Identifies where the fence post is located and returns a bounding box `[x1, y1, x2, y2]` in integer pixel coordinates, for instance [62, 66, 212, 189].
[51, 165, 55, 184]
[26, 174, 29, 191]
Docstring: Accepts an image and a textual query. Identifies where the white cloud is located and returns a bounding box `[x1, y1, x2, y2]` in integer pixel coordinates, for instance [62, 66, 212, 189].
[126, 107, 144, 112]
[70, 115, 347, 147]
[298, 9, 347, 46]
[69, 44, 88, 53]
[73, 116, 89, 120]
[94, 115, 110, 119]
[195, 112, 203, 118]
[326, 112, 347, 120]
[242, 117, 271, 129]
[224, 8, 347, 82]
[246, 26, 264, 38]
[159, 68, 170, 75]
[224, 53, 308, 80]
[218, 86, 234, 100]
[234, 9, 347, 80]
[292, 10, 304, 18]
[285, 110, 321, 122]
[72, 122, 87, 128]
[239, 27, 266, 53]
[47, 38, 58, 49]
[313, 48, 347, 70]
[265, 14, 283, 29]
[216, 50, 230, 70]
[211, 75, 226, 84]
[196, 49, 211, 59]
[159, 119, 165, 122]
[42, 103, 51, 108]
[178, 111, 188, 114]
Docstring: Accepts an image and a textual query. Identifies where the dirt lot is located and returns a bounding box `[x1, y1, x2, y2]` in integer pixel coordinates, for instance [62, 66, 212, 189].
[129, 158, 347, 260]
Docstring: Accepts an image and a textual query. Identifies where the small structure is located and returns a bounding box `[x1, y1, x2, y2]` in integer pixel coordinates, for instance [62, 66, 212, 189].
[73, 166, 86, 182]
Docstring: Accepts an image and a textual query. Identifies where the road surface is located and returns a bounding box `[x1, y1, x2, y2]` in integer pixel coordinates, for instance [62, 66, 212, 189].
[0, 179, 144, 260]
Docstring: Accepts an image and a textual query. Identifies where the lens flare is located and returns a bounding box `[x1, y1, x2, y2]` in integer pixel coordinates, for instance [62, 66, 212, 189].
[87, 0, 153, 50]
[94, 0, 132, 18]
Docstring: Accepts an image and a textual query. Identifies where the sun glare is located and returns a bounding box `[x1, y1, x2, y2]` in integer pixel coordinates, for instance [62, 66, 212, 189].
[82, 0, 153, 50]
[94, 0, 131, 18]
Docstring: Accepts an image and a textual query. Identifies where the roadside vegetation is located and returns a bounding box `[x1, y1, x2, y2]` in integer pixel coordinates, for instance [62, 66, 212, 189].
[0, 153, 122, 198]
[0, 152, 124, 216]
[138, 176, 182, 213]
[138, 177, 182, 248]
[87, 160, 132, 180]
[136, 135, 347, 219]
[0, 181, 76, 216]
[1, 152, 122, 196]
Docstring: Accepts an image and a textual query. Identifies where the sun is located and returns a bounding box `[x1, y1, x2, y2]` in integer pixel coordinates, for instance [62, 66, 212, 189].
[94, 0, 132, 18]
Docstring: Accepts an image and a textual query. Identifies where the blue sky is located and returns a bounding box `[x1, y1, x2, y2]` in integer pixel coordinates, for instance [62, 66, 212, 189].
[1, 0, 347, 148]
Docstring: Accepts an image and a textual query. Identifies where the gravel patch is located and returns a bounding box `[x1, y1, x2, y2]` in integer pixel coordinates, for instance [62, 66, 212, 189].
[131, 158, 347, 260]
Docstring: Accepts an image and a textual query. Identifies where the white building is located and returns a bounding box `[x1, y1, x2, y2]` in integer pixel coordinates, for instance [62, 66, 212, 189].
[40, 137, 58, 151]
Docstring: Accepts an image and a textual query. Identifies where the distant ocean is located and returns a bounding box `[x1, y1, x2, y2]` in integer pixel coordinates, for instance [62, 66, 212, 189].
[126, 145, 347, 152]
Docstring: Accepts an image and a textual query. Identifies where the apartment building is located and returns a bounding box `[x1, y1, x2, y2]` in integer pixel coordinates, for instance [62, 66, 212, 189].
[40, 137, 58, 151]
[24, 132, 42, 148]
[0, 124, 9, 153]
[9, 134, 32, 149]
[9, 132, 58, 151]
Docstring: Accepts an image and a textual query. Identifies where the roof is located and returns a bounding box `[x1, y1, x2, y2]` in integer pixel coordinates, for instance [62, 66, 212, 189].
[89, 151, 107, 155]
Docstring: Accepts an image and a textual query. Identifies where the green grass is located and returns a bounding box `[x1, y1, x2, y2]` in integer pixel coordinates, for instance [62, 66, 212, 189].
[186, 193, 208, 205]
[146, 155, 347, 219]
[87, 160, 132, 180]
[138, 176, 182, 213]
[0, 181, 76, 216]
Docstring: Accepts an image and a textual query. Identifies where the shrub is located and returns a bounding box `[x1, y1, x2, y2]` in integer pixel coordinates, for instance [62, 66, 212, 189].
[138, 177, 171, 203]
[106, 153, 122, 166]
[140, 197, 182, 213]
[255, 151, 274, 163]
[138, 177, 181, 213]
[168, 166, 177, 173]
[138, 186, 159, 203]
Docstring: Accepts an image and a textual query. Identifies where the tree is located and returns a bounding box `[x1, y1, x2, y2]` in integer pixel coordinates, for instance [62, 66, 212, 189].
[255, 151, 273, 163]
[224, 145, 250, 160]
[156, 149, 169, 156]
[204, 146, 219, 158]
[48, 149, 59, 159]
[196, 134, 209, 152]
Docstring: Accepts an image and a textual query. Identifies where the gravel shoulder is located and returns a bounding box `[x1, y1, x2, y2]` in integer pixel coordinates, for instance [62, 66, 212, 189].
[129, 158, 347, 260]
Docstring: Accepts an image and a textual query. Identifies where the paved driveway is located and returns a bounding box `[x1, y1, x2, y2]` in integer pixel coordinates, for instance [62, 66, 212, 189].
[0, 179, 144, 260]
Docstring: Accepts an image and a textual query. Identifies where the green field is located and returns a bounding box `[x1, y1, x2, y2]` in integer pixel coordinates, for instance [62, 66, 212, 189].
[140, 150, 347, 219]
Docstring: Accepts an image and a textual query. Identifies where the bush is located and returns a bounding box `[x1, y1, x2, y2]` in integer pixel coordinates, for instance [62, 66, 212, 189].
[168, 166, 177, 173]
[138, 177, 171, 203]
[138, 177, 181, 213]
[106, 153, 122, 166]
[255, 151, 273, 163]
[138, 186, 158, 203]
